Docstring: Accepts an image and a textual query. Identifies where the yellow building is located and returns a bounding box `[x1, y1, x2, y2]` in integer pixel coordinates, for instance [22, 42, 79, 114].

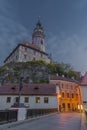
[50, 75, 82, 112]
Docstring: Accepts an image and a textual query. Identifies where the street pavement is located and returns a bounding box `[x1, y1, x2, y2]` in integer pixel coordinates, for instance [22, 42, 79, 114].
[3, 112, 87, 130]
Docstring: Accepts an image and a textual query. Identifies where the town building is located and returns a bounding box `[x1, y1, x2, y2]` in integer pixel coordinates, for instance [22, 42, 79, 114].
[4, 19, 51, 64]
[80, 72, 87, 106]
[0, 83, 59, 110]
[49, 75, 82, 112]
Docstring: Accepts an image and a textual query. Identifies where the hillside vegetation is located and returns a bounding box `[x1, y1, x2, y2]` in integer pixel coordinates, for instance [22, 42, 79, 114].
[0, 60, 80, 84]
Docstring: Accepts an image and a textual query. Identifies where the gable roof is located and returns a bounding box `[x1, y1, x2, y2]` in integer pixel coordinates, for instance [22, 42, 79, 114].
[0, 83, 57, 96]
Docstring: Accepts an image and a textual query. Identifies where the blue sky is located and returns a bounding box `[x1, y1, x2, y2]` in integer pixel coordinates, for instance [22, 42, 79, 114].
[0, 0, 87, 74]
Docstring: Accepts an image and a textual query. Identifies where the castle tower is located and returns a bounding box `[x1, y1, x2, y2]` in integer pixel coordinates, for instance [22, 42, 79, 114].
[32, 18, 45, 52]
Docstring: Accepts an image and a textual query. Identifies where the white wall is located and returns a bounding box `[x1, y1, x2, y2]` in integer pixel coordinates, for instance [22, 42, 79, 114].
[0, 95, 58, 110]
[81, 86, 87, 102]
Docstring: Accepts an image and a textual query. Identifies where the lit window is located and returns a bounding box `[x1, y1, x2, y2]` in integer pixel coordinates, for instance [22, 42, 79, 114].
[36, 97, 40, 103]
[24, 97, 29, 103]
[7, 97, 11, 103]
[44, 97, 48, 103]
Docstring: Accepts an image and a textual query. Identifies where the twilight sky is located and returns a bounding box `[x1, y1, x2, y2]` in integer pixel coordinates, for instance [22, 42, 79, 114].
[0, 0, 87, 74]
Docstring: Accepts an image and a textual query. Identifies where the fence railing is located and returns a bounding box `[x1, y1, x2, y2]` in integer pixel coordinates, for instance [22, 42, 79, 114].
[0, 108, 58, 124]
[26, 108, 58, 119]
[0, 110, 18, 124]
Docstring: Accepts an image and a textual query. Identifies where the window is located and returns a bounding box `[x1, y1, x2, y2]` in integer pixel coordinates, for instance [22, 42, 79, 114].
[67, 93, 69, 98]
[62, 92, 64, 98]
[16, 56, 18, 60]
[66, 84, 68, 89]
[72, 94, 74, 98]
[62, 103, 65, 108]
[36, 97, 40, 103]
[7, 97, 11, 103]
[67, 103, 70, 108]
[76, 94, 78, 98]
[25, 47, 27, 51]
[15, 97, 19, 103]
[61, 84, 64, 89]
[44, 97, 48, 103]
[24, 54, 27, 59]
[24, 97, 29, 103]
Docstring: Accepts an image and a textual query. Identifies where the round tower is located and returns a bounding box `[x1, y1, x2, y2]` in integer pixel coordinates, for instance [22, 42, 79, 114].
[32, 18, 45, 52]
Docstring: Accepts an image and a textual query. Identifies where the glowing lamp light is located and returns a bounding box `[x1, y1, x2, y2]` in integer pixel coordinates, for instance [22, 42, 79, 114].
[78, 105, 80, 110]
[58, 94, 61, 98]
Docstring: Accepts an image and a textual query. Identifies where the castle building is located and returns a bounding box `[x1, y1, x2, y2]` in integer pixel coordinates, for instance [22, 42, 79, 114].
[4, 19, 51, 64]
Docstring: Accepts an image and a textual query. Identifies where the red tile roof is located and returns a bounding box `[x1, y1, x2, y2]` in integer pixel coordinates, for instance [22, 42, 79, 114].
[0, 83, 57, 95]
[80, 72, 87, 85]
[22, 41, 40, 51]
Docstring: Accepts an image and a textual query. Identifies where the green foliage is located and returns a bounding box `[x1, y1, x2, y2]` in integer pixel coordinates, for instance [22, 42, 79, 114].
[0, 60, 79, 83]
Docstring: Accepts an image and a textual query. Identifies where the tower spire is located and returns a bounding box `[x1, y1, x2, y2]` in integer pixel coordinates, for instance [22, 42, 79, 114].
[32, 18, 45, 52]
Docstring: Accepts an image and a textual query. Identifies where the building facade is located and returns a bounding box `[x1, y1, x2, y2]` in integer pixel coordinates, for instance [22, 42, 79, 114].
[50, 75, 82, 112]
[0, 84, 59, 110]
[4, 20, 51, 64]
[80, 72, 87, 106]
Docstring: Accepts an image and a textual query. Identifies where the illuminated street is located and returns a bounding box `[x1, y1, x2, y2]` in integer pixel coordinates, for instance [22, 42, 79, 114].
[6, 113, 86, 130]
